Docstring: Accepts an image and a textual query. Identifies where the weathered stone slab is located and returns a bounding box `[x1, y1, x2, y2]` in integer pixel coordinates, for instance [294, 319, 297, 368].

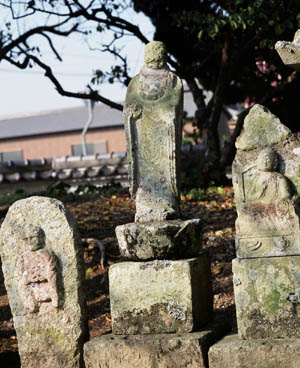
[124, 41, 183, 222]
[209, 333, 300, 368]
[109, 255, 212, 335]
[0, 196, 87, 368]
[84, 323, 229, 368]
[115, 219, 202, 261]
[233, 256, 300, 339]
[275, 29, 300, 71]
[235, 104, 291, 151]
[233, 104, 300, 258]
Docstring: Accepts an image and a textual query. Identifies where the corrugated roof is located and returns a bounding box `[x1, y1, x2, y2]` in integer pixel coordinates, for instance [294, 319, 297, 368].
[0, 90, 199, 141]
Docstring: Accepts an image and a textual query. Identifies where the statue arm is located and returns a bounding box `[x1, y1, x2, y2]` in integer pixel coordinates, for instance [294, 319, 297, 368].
[167, 75, 183, 198]
[44, 252, 59, 308]
[124, 77, 142, 197]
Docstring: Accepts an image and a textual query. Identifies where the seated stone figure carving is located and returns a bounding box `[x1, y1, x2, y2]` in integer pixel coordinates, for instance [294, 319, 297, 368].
[236, 148, 299, 236]
[16, 224, 59, 313]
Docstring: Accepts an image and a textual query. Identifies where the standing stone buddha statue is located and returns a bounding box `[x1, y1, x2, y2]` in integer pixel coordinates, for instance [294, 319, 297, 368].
[124, 41, 183, 222]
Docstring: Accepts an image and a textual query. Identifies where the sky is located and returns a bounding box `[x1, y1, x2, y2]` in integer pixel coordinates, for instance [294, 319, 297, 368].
[0, 5, 154, 117]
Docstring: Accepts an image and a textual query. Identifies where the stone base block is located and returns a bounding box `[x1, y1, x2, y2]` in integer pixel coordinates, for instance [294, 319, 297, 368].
[233, 256, 300, 339]
[84, 324, 229, 368]
[115, 219, 202, 261]
[109, 255, 212, 335]
[209, 333, 300, 368]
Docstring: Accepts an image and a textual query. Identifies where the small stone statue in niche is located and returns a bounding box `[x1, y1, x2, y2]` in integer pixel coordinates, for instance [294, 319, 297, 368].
[16, 224, 59, 313]
[124, 41, 183, 222]
[236, 148, 299, 235]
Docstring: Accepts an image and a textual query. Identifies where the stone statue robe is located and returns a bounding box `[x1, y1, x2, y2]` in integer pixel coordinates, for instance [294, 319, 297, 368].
[235, 167, 299, 236]
[17, 249, 59, 313]
[124, 65, 183, 222]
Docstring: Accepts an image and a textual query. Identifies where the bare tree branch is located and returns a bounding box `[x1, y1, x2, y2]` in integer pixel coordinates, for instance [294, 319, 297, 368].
[15, 53, 124, 110]
[0, 16, 81, 58]
[39, 33, 62, 61]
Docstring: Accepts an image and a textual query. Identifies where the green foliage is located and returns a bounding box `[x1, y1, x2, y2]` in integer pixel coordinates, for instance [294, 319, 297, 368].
[184, 188, 207, 201]
[133, 0, 300, 133]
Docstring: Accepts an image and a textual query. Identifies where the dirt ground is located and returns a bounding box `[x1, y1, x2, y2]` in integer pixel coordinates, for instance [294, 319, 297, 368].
[0, 186, 237, 366]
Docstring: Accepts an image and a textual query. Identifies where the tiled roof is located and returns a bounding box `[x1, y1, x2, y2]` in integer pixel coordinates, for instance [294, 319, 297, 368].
[0, 152, 127, 184]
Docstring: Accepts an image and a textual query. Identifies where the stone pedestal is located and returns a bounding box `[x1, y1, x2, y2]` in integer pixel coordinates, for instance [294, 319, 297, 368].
[83, 41, 217, 368]
[209, 334, 300, 368]
[84, 323, 229, 368]
[115, 219, 202, 261]
[110, 255, 212, 335]
[233, 256, 300, 339]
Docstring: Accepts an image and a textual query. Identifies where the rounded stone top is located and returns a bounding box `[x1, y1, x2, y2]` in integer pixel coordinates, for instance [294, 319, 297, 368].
[144, 41, 167, 69]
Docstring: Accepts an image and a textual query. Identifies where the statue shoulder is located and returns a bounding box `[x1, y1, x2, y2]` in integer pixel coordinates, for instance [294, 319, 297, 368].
[125, 75, 141, 107]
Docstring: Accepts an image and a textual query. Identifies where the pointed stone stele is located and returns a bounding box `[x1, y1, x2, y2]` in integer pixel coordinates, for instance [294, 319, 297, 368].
[275, 29, 300, 70]
[233, 104, 300, 258]
[0, 196, 88, 368]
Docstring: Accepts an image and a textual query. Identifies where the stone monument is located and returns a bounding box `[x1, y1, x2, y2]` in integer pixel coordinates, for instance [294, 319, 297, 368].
[0, 196, 88, 368]
[84, 41, 226, 368]
[209, 29, 300, 368]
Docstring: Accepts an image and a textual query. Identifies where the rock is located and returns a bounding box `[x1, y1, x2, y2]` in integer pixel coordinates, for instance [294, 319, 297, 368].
[115, 219, 202, 261]
[109, 255, 213, 335]
[124, 41, 183, 222]
[84, 323, 230, 368]
[275, 29, 300, 71]
[233, 256, 300, 339]
[0, 196, 88, 368]
[235, 104, 291, 151]
[209, 333, 300, 368]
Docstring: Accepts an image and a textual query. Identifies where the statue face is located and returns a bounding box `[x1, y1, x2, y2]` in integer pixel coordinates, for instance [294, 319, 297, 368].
[28, 235, 43, 251]
[144, 41, 167, 69]
[257, 149, 277, 172]
[23, 225, 44, 251]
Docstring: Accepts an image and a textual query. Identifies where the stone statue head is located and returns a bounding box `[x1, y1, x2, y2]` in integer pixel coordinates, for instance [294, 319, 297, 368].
[257, 148, 278, 172]
[144, 41, 167, 69]
[22, 224, 44, 251]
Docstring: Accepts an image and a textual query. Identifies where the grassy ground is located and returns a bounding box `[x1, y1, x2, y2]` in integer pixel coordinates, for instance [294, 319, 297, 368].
[0, 184, 237, 366]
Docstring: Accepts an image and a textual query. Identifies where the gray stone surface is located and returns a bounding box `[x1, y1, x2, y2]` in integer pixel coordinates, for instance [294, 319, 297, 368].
[233, 105, 300, 258]
[115, 219, 202, 261]
[124, 41, 183, 222]
[209, 333, 300, 368]
[0, 196, 87, 367]
[84, 323, 229, 368]
[235, 104, 291, 151]
[109, 256, 212, 335]
[276, 29, 300, 71]
[233, 256, 300, 339]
